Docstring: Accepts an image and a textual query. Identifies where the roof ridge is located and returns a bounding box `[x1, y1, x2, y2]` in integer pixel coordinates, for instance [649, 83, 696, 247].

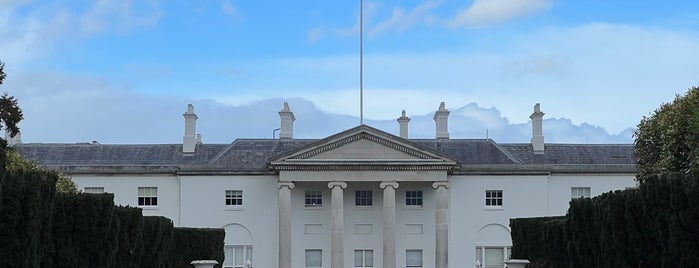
[488, 140, 523, 164]
[204, 141, 238, 166]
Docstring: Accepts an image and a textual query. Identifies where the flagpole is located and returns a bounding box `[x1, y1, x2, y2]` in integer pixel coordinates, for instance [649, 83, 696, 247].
[360, 0, 364, 125]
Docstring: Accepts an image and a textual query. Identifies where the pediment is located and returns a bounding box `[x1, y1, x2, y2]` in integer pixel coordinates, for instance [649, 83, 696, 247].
[270, 125, 457, 171]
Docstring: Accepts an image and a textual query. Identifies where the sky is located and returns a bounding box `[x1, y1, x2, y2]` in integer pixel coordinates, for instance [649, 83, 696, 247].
[1, 0, 699, 144]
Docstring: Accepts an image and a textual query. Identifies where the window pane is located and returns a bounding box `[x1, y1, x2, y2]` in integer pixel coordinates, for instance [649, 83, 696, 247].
[365, 250, 373, 267]
[476, 247, 482, 263]
[224, 246, 233, 266]
[306, 250, 321, 267]
[354, 250, 363, 267]
[485, 248, 504, 268]
[235, 246, 243, 265]
[246, 246, 253, 263]
[406, 250, 422, 267]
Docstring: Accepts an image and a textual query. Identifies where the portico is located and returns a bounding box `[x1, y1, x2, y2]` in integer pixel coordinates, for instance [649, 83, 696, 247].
[271, 125, 457, 268]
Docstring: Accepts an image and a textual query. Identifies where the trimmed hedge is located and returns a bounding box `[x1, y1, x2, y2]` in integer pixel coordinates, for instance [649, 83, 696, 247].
[511, 173, 699, 268]
[0, 169, 56, 268]
[172, 227, 226, 268]
[0, 169, 225, 267]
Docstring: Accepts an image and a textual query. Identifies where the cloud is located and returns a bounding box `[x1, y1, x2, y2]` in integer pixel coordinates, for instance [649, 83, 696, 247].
[4, 69, 630, 144]
[448, 0, 551, 27]
[81, 0, 163, 36]
[221, 0, 238, 17]
[307, 27, 324, 44]
[0, 3, 71, 66]
[368, 0, 441, 36]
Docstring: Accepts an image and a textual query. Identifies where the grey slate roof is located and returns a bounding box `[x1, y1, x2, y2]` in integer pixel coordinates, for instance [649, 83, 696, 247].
[14, 137, 637, 175]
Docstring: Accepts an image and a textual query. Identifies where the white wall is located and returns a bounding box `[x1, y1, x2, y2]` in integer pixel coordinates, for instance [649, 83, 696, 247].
[72, 174, 180, 221]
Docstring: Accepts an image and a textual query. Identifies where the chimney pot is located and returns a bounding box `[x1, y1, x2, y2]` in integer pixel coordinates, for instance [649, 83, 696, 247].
[530, 103, 545, 154]
[278, 102, 296, 140]
[183, 104, 199, 154]
[397, 110, 410, 139]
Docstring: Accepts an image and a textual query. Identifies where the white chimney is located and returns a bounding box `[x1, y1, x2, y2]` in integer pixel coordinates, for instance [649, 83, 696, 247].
[530, 103, 545, 154]
[433, 102, 450, 139]
[278, 102, 295, 140]
[397, 110, 410, 139]
[182, 104, 198, 154]
[4, 131, 22, 147]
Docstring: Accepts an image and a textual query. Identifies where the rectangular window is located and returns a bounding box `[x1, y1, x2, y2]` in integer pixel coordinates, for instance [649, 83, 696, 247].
[138, 187, 157, 206]
[354, 249, 373, 268]
[475, 246, 511, 268]
[305, 190, 323, 207]
[406, 249, 422, 267]
[571, 187, 591, 199]
[485, 190, 503, 207]
[224, 245, 252, 268]
[226, 190, 243, 206]
[405, 190, 423, 206]
[355, 190, 373, 206]
[305, 249, 322, 268]
[83, 187, 104, 194]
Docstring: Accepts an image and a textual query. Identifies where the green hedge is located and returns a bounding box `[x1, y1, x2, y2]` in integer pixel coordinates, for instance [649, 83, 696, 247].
[141, 216, 176, 268]
[115, 206, 145, 268]
[172, 227, 226, 268]
[511, 173, 699, 268]
[0, 169, 56, 268]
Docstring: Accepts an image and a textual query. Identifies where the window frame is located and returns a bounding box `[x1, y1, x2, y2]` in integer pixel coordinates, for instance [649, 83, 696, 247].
[405, 190, 423, 207]
[305, 190, 323, 208]
[83, 187, 105, 194]
[225, 190, 244, 207]
[485, 190, 503, 208]
[224, 244, 252, 268]
[571, 187, 591, 199]
[405, 249, 423, 268]
[475, 246, 511, 268]
[305, 249, 322, 268]
[137, 187, 158, 207]
[354, 249, 374, 268]
[355, 190, 373, 207]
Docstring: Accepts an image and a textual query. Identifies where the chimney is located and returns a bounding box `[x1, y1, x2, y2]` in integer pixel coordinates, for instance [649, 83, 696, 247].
[182, 104, 198, 154]
[397, 110, 410, 139]
[433, 102, 450, 139]
[4, 131, 22, 147]
[278, 102, 295, 140]
[530, 103, 545, 154]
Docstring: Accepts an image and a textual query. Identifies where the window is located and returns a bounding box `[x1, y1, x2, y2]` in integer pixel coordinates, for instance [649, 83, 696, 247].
[406, 249, 422, 267]
[354, 249, 373, 268]
[475, 246, 511, 268]
[224, 245, 252, 268]
[226, 190, 243, 206]
[571, 187, 591, 199]
[138, 187, 157, 206]
[355, 190, 373, 206]
[305, 249, 322, 268]
[485, 190, 502, 207]
[405, 190, 423, 206]
[305, 190, 323, 207]
[83, 187, 104, 194]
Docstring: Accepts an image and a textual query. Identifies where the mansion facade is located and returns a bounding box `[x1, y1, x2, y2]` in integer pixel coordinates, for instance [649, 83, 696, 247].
[13, 102, 637, 268]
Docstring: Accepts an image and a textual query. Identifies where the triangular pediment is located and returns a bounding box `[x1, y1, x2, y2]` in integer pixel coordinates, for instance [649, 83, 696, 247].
[270, 125, 457, 171]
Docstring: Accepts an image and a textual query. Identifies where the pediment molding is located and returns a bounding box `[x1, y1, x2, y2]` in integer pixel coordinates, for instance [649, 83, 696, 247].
[270, 125, 457, 172]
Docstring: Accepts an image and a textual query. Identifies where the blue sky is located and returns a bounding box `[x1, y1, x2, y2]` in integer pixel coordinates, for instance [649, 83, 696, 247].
[2, 0, 699, 143]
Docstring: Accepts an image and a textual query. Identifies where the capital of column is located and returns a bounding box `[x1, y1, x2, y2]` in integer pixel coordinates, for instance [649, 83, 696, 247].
[432, 182, 450, 189]
[380, 181, 399, 189]
[278, 182, 295, 189]
[327, 181, 347, 189]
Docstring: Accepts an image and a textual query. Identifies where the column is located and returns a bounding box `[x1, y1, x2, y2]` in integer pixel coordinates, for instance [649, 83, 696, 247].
[278, 182, 295, 268]
[433, 182, 450, 268]
[380, 181, 399, 268]
[328, 182, 347, 268]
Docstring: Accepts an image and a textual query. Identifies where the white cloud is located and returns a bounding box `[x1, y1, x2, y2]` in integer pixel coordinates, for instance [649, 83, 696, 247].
[221, 0, 238, 17]
[0, 3, 70, 67]
[448, 0, 550, 27]
[307, 27, 324, 44]
[81, 0, 163, 36]
[368, 0, 441, 36]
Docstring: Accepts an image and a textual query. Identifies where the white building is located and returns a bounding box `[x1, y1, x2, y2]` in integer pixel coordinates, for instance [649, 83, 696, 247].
[14, 102, 637, 268]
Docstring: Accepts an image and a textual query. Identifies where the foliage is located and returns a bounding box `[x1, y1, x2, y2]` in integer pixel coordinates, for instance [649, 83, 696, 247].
[172, 227, 225, 268]
[634, 86, 699, 181]
[141, 216, 175, 268]
[511, 173, 699, 268]
[0, 168, 57, 268]
[115, 206, 145, 268]
[4, 148, 78, 194]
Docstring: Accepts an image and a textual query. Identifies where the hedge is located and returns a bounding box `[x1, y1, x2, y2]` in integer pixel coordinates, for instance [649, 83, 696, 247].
[511, 172, 699, 268]
[172, 227, 226, 268]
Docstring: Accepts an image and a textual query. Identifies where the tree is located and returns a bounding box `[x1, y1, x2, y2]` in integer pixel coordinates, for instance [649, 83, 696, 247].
[634, 86, 699, 182]
[0, 61, 23, 139]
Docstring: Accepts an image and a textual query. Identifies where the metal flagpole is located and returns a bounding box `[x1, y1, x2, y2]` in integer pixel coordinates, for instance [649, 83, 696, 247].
[360, 0, 364, 125]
